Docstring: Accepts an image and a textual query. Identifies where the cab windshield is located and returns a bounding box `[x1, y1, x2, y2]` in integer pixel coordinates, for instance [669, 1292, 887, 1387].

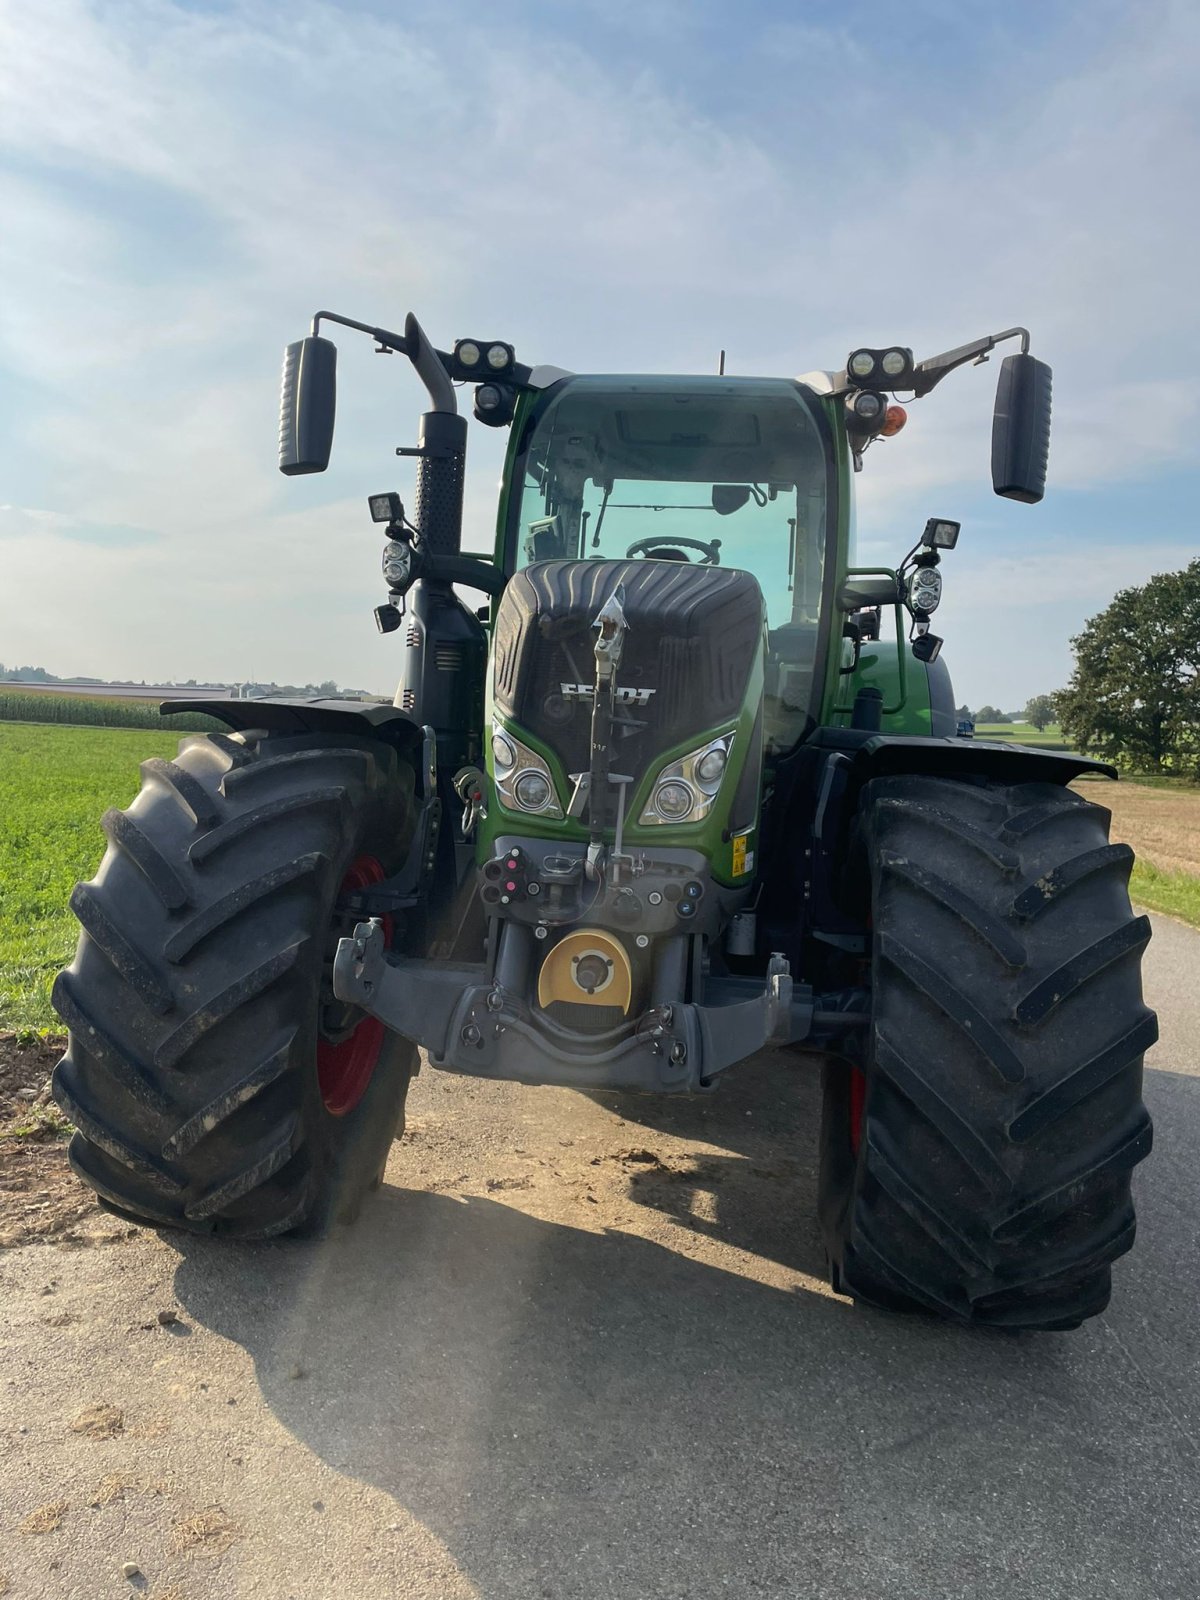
[507, 375, 837, 749]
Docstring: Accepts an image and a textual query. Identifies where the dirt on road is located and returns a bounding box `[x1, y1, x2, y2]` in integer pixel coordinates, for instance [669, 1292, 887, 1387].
[0, 1034, 127, 1250]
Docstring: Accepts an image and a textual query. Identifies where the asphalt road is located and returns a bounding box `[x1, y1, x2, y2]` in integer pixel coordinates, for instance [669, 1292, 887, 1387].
[1, 913, 1197, 1599]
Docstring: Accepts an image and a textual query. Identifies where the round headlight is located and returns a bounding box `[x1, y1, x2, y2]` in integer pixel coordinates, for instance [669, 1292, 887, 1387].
[881, 348, 908, 377]
[851, 390, 884, 421]
[654, 779, 694, 820]
[910, 569, 943, 613]
[382, 540, 411, 587]
[491, 731, 515, 772]
[475, 383, 503, 412]
[848, 350, 876, 379]
[486, 343, 511, 369]
[457, 341, 481, 367]
[695, 746, 727, 786]
[514, 769, 552, 810]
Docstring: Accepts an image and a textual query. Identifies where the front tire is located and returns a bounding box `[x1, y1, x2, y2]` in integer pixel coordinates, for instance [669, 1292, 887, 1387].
[819, 775, 1156, 1330]
[52, 730, 419, 1239]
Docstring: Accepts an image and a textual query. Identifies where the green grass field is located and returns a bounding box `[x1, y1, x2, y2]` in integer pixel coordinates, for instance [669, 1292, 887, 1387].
[0, 722, 180, 1032]
[1129, 860, 1200, 926]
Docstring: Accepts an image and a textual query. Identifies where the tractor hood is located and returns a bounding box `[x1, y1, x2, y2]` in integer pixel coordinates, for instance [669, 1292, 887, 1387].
[492, 558, 765, 785]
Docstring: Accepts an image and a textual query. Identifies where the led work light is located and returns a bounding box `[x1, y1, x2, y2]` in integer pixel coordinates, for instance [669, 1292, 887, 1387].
[921, 518, 960, 549]
[369, 491, 404, 524]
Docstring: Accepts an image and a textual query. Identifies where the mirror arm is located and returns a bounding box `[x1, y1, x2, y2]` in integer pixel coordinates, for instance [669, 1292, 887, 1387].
[312, 309, 410, 352]
[311, 309, 535, 404]
[910, 326, 1030, 397]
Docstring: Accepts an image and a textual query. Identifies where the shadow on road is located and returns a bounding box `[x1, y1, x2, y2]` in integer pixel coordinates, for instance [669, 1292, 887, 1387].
[169, 1060, 1200, 1598]
[587, 1047, 830, 1278]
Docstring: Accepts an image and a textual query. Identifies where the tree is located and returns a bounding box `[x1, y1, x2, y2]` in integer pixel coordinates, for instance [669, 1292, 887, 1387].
[955, 703, 973, 722]
[1024, 694, 1056, 732]
[976, 705, 1007, 724]
[1054, 559, 1200, 774]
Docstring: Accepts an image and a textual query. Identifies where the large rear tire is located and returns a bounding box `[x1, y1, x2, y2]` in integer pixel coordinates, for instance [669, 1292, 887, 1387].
[52, 729, 419, 1239]
[819, 775, 1156, 1330]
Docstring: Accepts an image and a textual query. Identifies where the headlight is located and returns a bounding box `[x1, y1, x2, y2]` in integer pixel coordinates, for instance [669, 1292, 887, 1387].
[639, 732, 735, 827]
[382, 539, 412, 588]
[491, 724, 563, 818]
[695, 746, 727, 787]
[908, 567, 943, 614]
[848, 350, 876, 379]
[653, 780, 694, 819]
[847, 390, 885, 424]
[881, 348, 908, 377]
[491, 731, 515, 772]
[514, 770, 552, 810]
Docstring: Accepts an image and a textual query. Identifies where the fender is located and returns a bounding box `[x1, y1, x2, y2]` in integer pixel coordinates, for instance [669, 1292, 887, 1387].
[160, 696, 425, 749]
[758, 730, 1115, 974]
[808, 728, 1116, 786]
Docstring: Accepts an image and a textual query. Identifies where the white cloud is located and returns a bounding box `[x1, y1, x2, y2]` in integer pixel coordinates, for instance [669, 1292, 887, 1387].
[0, 0, 1195, 691]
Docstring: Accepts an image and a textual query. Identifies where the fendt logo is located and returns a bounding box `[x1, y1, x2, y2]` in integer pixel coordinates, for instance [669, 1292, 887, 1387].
[560, 683, 656, 706]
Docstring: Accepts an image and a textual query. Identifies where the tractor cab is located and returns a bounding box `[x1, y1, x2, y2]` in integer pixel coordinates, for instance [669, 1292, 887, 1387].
[503, 375, 836, 756]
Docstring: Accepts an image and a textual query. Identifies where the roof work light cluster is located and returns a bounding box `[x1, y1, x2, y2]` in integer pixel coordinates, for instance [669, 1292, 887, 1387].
[846, 346, 915, 388]
[844, 346, 913, 448]
[451, 338, 519, 429]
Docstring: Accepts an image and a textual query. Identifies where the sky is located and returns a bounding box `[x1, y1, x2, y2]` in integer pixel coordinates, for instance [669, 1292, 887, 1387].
[0, 0, 1196, 707]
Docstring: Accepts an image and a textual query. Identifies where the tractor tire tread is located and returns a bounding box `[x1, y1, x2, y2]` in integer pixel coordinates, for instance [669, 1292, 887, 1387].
[825, 774, 1155, 1330]
[52, 731, 417, 1238]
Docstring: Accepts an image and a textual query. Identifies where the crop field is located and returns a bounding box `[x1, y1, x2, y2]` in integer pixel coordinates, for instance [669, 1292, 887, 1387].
[1075, 774, 1200, 925]
[0, 688, 219, 732]
[1, 721, 1198, 1034]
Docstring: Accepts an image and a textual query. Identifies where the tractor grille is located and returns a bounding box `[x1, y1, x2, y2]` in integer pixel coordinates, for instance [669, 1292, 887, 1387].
[493, 560, 763, 781]
[544, 1000, 627, 1035]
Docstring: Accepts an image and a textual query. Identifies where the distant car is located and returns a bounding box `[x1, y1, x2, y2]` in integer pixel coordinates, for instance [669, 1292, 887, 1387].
[956, 718, 976, 739]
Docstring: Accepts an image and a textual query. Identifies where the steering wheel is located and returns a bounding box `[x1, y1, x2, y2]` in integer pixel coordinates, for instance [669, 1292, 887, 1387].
[624, 536, 722, 565]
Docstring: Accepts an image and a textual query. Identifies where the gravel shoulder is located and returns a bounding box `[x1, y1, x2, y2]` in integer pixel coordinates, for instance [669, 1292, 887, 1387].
[1, 917, 1197, 1599]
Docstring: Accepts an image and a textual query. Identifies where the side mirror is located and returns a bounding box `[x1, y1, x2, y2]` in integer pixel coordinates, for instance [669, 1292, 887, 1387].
[279, 336, 337, 475]
[712, 484, 751, 516]
[837, 575, 901, 611]
[992, 352, 1051, 503]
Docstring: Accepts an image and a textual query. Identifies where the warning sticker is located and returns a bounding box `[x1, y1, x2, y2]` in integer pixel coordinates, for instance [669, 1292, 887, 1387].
[732, 832, 755, 876]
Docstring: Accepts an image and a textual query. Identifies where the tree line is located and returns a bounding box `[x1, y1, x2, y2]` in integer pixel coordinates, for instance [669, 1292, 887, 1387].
[958, 559, 1199, 776]
[956, 697, 1056, 730]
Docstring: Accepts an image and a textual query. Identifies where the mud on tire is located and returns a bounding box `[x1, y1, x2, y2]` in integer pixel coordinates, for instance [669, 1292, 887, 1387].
[819, 775, 1156, 1330]
[52, 730, 419, 1239]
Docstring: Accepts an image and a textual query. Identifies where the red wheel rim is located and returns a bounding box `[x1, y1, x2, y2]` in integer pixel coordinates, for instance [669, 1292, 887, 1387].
[849, 1067, 867, 1155]
[317, 855, 393, 1117]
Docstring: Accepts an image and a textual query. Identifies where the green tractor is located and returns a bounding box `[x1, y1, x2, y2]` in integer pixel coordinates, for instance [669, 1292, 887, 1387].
[52, 311, 1156, 1329]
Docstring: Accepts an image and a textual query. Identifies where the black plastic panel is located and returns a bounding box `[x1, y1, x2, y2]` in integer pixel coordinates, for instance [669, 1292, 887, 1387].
[493, 559, 765, 780]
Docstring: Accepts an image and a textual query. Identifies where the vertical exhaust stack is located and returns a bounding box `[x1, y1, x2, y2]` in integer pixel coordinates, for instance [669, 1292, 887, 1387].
[393, 314, 483, 771]
[403, 312, 467, 558]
